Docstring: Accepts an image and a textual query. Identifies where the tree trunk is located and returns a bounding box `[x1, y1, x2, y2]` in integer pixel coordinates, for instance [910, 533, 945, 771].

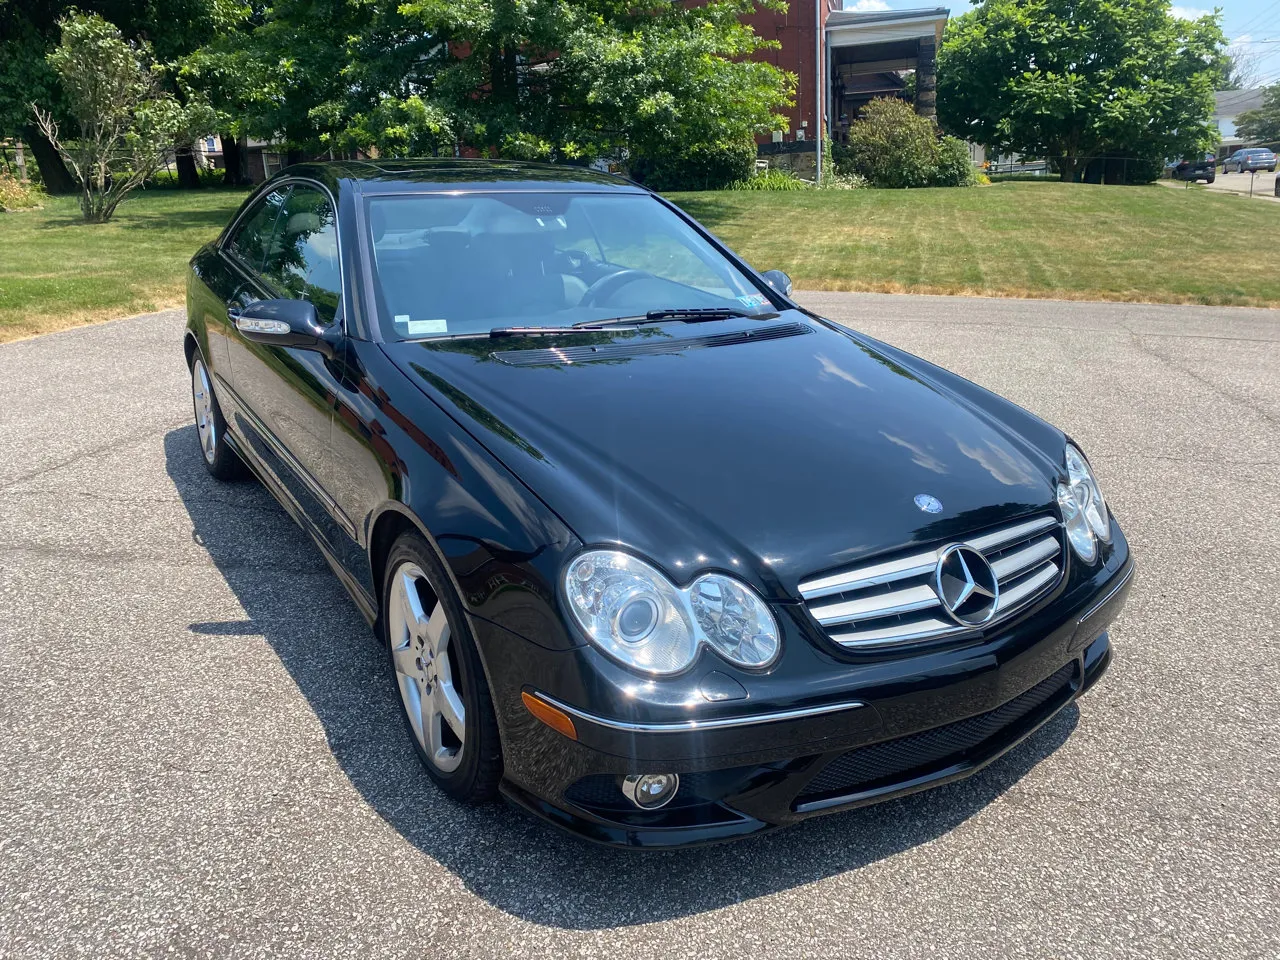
[22, 124, 77, 194]
[221, 132, 250, 186]
[175, 147, 201, 188]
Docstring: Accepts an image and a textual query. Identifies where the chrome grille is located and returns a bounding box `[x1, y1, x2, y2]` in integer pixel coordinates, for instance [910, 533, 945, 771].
[798, 515, 1063, 648]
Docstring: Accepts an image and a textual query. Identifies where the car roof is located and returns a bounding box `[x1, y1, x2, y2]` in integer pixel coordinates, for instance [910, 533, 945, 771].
[275, 159, 650, 195]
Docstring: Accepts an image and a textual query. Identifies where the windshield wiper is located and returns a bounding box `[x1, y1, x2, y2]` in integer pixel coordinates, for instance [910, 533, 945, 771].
[573, 307, 775, 329]
[489, 308, 777, 338]
[489, 325, 609, 338]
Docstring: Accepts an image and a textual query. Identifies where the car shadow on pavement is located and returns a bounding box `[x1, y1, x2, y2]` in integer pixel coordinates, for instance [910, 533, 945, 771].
[164, 425, 1079, 931]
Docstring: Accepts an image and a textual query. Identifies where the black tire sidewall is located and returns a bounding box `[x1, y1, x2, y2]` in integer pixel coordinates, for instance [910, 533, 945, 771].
[381, 532, 502, 802]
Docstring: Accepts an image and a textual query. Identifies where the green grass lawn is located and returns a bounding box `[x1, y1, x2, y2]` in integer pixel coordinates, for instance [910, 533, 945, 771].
[0, 188, 249, 343]
[2, 180, 1277, 344]
[670, 181, 1280, 307]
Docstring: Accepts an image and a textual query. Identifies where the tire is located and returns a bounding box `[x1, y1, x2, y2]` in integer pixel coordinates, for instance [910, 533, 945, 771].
[189, 351, 248, 481]
[382, 531, 502, 803]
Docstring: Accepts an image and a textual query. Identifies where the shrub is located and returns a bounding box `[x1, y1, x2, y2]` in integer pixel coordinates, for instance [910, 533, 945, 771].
[836, 98, 977, 188]
[934, 136, 978, 186]
[729, 168, 811, 190]
[0, 174, 42, 211]
[841, 98, 940, 188]
[821, 169, 868, 190]
[636, 139, 758, 191]
[145, 165, 228, 189]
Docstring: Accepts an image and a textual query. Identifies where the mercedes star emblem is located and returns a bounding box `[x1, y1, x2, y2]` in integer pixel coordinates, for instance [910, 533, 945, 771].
[934, 544, 1000, 626]
[914, 493, 943, 514]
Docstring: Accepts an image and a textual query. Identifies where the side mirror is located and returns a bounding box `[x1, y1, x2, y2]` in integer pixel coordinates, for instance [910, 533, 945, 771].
[231, 299, 338, 358]
[761, 269, 793, 297]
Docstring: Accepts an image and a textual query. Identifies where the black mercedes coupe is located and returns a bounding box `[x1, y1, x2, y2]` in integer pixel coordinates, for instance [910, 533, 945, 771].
[184, 160, 1133, 847]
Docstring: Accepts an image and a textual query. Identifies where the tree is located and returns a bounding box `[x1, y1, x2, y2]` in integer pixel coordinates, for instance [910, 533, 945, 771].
[937, 0, 1227, 182]
[182, 0, 403, 160]
[0, 1, 77, 191]
[32, 13, 215, 222]
[179, 0, 793, 185]
[1234, 85, 1280, 143]
[1, 0, 238, 191]
[1219, 46, 1259, 91]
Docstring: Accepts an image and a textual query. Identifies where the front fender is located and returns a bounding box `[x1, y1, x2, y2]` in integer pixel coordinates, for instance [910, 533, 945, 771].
[333, 340, 583, 652]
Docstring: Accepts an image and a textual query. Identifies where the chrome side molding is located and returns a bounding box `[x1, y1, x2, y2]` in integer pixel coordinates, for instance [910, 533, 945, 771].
[533, 691, 866, 733]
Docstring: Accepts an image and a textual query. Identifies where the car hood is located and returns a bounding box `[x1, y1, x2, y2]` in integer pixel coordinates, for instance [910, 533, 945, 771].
[383, 314, 1064, 599]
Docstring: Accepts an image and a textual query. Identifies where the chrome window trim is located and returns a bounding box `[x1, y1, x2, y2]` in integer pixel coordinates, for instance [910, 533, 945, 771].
[532, 691, 866, 733]
[219, 176, 349, 334]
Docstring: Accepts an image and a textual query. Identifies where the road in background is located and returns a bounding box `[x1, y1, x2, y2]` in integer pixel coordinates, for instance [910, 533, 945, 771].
[2, 295, 1278, 958]
[1161, 170, 1280, 201]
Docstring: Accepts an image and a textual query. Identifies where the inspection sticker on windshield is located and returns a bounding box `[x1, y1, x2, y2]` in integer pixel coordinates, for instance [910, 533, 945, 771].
[396, 317, 448, 335]
[737, 293, 769, 308]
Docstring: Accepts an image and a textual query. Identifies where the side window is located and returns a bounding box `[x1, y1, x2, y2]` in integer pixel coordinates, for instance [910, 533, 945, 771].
[261, 186, 341, 323]
[226, 189, 288, 271]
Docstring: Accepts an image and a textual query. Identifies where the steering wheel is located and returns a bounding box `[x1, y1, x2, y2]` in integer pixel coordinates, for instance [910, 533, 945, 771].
[579, 269, 650, 307]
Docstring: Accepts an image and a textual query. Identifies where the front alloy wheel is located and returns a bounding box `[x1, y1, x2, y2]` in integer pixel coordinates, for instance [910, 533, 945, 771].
[388, 561, 467, 773]
[382, 533, 502, 802]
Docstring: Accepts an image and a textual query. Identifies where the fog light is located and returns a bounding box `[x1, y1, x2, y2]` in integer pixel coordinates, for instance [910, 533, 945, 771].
[621, 773, 680, 810]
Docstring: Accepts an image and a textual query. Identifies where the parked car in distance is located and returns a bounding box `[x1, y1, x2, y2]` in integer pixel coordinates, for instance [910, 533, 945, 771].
[1222, 147, 1277, 173]
[184, 160, 1134, 848]
[1171, 154, 1216, 183]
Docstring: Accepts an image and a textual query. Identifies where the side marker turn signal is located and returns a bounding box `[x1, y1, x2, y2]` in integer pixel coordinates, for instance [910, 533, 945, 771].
[522, 691, 578, 741]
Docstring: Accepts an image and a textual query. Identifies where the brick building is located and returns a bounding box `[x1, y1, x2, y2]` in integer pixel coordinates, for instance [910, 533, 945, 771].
[745, 4, 949, 176]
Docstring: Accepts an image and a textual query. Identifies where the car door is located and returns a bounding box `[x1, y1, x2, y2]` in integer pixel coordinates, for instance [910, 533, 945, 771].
[223, 182, 352, 549]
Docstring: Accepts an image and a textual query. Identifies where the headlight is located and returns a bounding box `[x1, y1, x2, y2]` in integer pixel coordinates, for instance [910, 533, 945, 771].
[1065, 444, 1110, 541]
[1058, 443, 1110, 564]
[564, 550, 781, 675]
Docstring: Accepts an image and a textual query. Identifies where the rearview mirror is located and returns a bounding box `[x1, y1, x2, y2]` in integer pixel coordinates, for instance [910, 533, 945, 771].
[232, 299, 338, 358]
[761, 269, 793, 297]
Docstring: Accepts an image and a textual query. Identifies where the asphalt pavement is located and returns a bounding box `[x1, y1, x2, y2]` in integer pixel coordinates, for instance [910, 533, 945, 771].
[1, 293, 1278, 959]
[1159, 170, 1280, 201]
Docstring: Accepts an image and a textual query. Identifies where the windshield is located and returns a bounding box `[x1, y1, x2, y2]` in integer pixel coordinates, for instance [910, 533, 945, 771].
[366, 192, 776, 339]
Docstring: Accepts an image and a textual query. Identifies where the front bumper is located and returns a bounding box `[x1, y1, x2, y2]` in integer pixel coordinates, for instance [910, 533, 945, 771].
[479, 549, 1134, 849]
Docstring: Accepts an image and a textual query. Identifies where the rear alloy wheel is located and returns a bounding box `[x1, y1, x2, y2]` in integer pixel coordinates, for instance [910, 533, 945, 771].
[190, 353, 247, 481]
[383, 533, 501, 801]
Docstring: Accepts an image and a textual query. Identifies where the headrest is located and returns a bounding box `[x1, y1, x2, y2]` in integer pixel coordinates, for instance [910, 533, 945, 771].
[286, 211, 322, 235]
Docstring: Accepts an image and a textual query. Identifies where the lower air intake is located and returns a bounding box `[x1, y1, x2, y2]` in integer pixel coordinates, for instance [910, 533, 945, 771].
[795, 663, 1076, 803]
